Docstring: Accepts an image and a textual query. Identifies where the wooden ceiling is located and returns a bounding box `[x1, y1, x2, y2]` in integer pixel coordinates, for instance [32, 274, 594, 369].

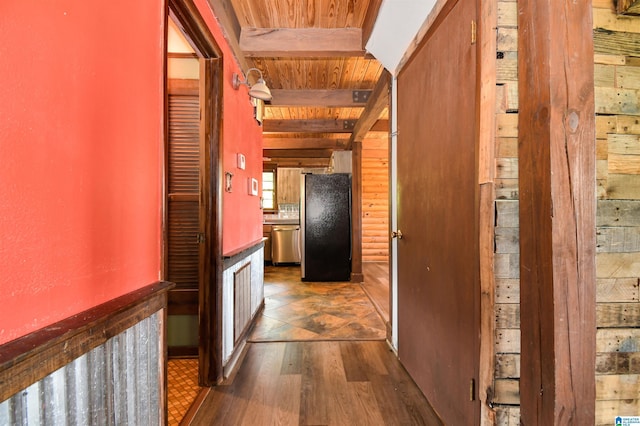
[208, 0, 390, 168]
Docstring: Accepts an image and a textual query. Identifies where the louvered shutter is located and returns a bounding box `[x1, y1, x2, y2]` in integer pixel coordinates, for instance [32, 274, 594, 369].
[167, 94, 200, 290]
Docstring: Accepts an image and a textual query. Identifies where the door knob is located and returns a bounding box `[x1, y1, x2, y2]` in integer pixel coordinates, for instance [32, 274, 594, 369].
[391, 230, 403, 239]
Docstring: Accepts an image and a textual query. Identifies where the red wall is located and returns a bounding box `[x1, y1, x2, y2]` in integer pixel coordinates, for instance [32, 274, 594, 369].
[194, 0, 264, 255]
[0, 0, 263, 345]
[0, 1, 164, 344]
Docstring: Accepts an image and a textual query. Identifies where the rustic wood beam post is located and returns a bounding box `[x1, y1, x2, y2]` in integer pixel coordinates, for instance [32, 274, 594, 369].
[198, 58, 224, 386]
[518, 0, 596, 423]
[351, 141, 364, 283]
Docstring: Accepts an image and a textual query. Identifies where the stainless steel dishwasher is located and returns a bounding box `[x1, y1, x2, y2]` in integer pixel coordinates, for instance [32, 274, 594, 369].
[271, 225, 301, 265]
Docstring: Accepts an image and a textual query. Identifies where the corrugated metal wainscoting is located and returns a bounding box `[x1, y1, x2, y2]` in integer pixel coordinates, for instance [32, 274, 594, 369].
[0, 311, 162, 425]
[222, 246, 264, 365]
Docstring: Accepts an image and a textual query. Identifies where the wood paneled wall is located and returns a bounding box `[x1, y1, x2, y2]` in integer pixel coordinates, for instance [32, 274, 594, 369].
[593, 3, 640, 423]
[492, 5, 520, 421]
[492, 1, 640, 424]
[362, 138, 389, 262]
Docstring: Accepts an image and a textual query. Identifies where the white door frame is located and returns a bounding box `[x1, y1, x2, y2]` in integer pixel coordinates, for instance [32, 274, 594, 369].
[390, 76, 399, 351]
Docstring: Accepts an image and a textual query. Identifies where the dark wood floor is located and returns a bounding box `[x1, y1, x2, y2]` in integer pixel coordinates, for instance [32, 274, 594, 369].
[191, 341, 442, 425]
[361, 262, 390, 323]
[190, 262, 443, 425]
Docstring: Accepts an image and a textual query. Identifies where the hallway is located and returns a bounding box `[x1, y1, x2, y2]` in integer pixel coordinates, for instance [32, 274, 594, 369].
[187, 264, 442, 425]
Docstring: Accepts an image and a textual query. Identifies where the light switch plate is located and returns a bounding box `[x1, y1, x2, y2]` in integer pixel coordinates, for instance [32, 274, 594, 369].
[249, 177, 258, 196]
[237, 153, 246, 170]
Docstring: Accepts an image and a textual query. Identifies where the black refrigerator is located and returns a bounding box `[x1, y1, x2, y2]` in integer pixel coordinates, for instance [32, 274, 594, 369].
[300, 173, 352, 281]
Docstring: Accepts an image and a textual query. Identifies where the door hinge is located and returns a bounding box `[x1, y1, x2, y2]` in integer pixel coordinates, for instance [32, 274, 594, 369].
[197, 233, 205, 244]
[470, 378, 476, 401]
[471, 20, 477, 44]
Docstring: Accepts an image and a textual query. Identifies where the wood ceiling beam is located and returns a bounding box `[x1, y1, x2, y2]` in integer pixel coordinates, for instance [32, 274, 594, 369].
[263, 149, 334, 158]
[268, 90, 372, 107]
[265, 158, 331, 168]
[348, 70, 392, 147]
[263, 119, 389, 133]
[362, 0, 384, 48]
[263, 138, 349, 150]
[206, 0, 250, 71]
[240, 28, 366, 57]
[263, 119, 357, 133]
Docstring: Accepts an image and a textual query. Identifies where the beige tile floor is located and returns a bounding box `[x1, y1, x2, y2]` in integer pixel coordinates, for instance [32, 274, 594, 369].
[167, 358, 202, 425]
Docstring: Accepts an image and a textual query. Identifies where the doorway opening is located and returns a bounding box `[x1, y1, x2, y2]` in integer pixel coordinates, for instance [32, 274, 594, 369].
[164, 1, 223, 423]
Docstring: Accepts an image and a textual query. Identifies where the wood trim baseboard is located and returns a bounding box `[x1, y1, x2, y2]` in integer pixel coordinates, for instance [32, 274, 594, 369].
[350, 272, 364, 283]
[180, 387, 211, 426]
[169, 346, 199, 358]
[0, 281, 174, 402]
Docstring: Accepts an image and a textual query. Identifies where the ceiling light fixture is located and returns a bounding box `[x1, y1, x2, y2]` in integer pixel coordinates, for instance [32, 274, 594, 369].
[232, 68, 272, 101]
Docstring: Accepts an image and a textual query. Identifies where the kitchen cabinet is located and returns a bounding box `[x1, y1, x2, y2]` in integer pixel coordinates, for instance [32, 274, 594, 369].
[263, 224, 272, 262]
[329, 151, 352, 173]
[276, 168, 301, 205]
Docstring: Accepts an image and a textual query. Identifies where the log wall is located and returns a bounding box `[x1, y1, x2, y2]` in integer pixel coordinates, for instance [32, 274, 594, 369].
[492, 0, 640, 424]
[362, 138, 389, 262]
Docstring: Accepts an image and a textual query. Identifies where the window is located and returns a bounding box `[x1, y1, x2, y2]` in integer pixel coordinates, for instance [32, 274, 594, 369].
[262, 169, 276, 211]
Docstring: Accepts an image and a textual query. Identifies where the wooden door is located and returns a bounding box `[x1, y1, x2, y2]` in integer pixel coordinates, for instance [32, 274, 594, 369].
[396, 0, 479, 423]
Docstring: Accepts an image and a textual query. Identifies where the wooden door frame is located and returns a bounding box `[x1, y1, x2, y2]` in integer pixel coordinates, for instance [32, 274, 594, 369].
[475, 0, 497, 423]
[164, 0, 224, 386]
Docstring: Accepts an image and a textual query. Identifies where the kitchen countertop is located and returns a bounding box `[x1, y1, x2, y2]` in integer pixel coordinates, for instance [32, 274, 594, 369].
[263, 215, 300, 225]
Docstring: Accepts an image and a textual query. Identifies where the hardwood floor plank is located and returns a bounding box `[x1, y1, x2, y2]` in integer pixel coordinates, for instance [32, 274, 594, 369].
[280, 341, 304, 375]
[362, 262, 390, 322]
[374, 344, 444, 425]
[339, 340, 389, 382]
[370, 373, 427, 424]
[246, 343, 301, 425]
[193, 344, 264, 424]
[340, 341, 371, 382]
[322, 342, 354, 425]
[345, 381, 387, 424]
[358, 339, 391, 376]
[245, 342, 284, 412]
[299, 342, 330, 425]
[193, 341, 443, 425]
[271, 374, 302, 425]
